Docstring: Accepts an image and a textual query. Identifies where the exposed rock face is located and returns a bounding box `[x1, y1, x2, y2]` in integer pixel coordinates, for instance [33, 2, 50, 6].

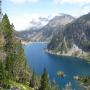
[17, 14, 75, 42]
[31, 14, 75, 42]
[48, 13, 90, 55]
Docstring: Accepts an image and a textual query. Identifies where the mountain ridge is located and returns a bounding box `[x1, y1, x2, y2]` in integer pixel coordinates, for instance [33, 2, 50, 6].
[47, 12, 90, 61]
[17, 13, 75, 42]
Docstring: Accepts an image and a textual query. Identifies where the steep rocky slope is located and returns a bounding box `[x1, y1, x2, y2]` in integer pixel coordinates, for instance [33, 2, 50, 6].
[47, 13, 90, 59]
[17, 14, 75, 42]
[31, 14, 75, 42]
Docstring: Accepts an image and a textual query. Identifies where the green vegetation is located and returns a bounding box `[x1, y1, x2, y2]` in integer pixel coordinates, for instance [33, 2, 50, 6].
[29, 71, 36, 88]
[81, 40, 90, 47]
[38, 68, 60, 90]
[0, 13, 31, 89]
[80, 77, 90, 86]
[47, 12, 90, 62]
[0, 61, 5, 82]
[0, 13, 60, 90]
[77, 76, 90, 90]
[39, 69, 49, 90]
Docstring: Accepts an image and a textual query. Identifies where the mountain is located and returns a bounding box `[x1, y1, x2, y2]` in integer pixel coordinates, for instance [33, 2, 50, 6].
[16, 28, 40, 40]
[47, 13, 90, 59]
[0, 14, 60, 90]
[16, 16, 51, 41]
[16, 13, 75, 42]
[30, 13, 75, 42]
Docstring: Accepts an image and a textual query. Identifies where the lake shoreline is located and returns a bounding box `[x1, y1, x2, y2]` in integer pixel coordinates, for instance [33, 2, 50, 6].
[24, 43, 90, 90]
[45, 49, 90, 63]
[21, 41, 48, 45]
[22, 41, 90, 63]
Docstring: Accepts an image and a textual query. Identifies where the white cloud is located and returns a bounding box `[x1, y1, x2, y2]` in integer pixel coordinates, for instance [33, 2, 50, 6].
[53, 0, 90, 17]
[10, 13, 40, 31]
[9, 12, 60, 31]
[9, 9, 90, 31]
[53, 0, 90, 5]
[9, 13, 53, 31]
[7, 0, 39, 4]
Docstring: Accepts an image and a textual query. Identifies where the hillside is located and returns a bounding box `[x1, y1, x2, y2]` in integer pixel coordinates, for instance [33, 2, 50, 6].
[30, 14, 75, 42]
[17, 14, 75, 42]
[0, 14, 32, 89]
[0, 13, 60, 90]
[47, 13, 90, 61]
[16, 16, 51, 41]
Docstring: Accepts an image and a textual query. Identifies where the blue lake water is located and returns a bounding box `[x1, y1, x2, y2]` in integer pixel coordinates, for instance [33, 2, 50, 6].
[23, 43, 90, 90]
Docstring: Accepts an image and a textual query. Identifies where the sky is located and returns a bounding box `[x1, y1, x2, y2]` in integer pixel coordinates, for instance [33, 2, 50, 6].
[2, 0, 90, 31]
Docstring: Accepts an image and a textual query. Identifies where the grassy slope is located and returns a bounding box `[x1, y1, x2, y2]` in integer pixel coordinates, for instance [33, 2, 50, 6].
[9, 81, 32, 90]
[1, 80, 33, 90]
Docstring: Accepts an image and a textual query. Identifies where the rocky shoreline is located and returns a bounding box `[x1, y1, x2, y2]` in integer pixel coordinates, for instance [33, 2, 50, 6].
[21, 40, 48, 45]
[45, 49, 90, 63]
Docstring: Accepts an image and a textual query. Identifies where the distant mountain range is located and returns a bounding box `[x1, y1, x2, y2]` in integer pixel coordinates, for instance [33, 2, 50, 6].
[16, 13, 75, 41]
[16, 16, 51, 40]
[48, 12, 90, 58]
[16, 12, 90, 60]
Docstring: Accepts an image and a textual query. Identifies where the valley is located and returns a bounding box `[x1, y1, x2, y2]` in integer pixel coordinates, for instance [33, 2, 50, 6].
[0, 0, 90, 90]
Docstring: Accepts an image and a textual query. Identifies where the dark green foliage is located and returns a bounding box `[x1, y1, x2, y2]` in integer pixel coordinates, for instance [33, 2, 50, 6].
[39, 68, 49, 90]
[29, 71, 36, 88]
[2, 14, 11, 33]
[48, 31, 64, 50]
[0, 9, 61, 90]
[81, 40, 90, 47]
[16, 44, 28, 83]
[0, 14, 30, 86]
[48, 12, 90, 53]
[1, 14, 16, 79]
[0, 0, 2, 14]
[38, 69, 60, 90]
[0, 61, 5, 82]
[2, 14, 13, 52]
[5, 53, 16, 79]
[81, 77, 90, 86]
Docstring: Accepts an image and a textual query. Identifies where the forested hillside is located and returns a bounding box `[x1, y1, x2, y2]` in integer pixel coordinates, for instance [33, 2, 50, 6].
[0, 13, 61, 90]
[0, 13, 32, 89]
[48, 13, 90, 61]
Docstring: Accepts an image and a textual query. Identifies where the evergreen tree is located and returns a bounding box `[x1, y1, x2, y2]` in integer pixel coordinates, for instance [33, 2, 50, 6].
[0, 61, 5, 82]
[5, 52, 16, 79]
[29, 71, 36, 88]
[39, 68, 49, 90]
[1, 14, 28, 82]
[2, 14, 13, 52]
[14, 42, 28, 83]
[1, 14, 15, 79]
[2, 14, 11, 32]
[0, 2, 31, 89]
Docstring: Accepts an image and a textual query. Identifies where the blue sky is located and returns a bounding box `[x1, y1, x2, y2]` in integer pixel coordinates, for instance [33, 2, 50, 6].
[2, 0, 90, 31]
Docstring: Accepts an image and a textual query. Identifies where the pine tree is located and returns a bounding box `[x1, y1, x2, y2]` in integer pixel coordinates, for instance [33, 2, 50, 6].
[29, 71, 36, 88]
[2, 14, 13, 52]
[0, 0, 3, 21]
[0, 61, 5, 82]
[1, 14, 15, 79]
[14, 42, 28, 83]
[1, 14, 29, 82]
[5, 52, 16, 79]
[39, 68, 49, 90]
